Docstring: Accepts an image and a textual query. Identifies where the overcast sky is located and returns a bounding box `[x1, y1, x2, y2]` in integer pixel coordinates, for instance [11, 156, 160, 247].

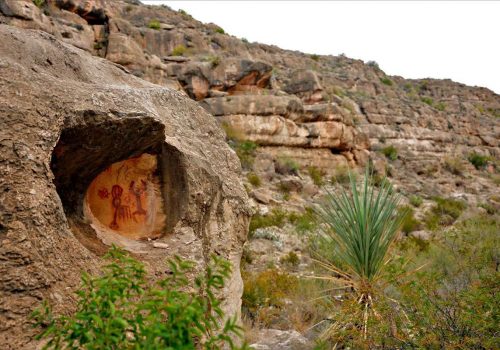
[142, 1, 500, 93]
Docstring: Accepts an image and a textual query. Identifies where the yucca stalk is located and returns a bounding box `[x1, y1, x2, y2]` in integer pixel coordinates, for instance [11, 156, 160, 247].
[312, 168, 408, 343]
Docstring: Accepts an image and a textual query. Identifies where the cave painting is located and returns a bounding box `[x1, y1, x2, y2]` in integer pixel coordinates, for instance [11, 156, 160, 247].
[85, 153, 166, 240]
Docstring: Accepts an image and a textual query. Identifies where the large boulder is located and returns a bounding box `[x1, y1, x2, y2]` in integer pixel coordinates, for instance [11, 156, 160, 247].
[0, 25, 249, 349]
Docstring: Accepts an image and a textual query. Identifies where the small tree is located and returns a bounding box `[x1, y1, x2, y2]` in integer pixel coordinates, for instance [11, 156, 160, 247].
[32, 246, 246, 350]
[312, 169, 409, 346]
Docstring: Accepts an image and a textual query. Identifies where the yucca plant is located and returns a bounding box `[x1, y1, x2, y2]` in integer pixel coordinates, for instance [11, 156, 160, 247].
[312, 168, 409, 345]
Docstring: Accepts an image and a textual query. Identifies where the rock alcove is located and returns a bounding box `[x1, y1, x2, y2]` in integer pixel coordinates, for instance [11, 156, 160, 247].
[50, 117, 188, 252]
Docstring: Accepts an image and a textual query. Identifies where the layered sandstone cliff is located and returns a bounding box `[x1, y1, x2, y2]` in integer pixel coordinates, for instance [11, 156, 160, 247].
[2, 0, 497, 204]
[0, 1, 499, 347]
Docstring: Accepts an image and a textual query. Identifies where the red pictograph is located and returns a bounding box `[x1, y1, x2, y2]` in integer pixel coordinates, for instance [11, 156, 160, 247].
[129, 180, 147, 216]
[109, 185, 131, 229]
[98, 188, 109, 199]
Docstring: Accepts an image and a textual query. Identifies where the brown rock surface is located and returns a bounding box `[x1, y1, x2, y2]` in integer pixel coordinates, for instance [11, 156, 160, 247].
[0, 25, 249, 348]
[1, 0, 500, 346]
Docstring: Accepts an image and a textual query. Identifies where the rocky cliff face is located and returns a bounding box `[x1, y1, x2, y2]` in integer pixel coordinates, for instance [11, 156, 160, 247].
[0, 0, 499, 347]
[0, 23, 249, 348]
[2, 0, 497, 203]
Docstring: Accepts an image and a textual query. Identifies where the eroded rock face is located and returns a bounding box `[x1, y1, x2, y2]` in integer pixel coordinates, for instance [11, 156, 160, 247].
[0, 25, 249, 349]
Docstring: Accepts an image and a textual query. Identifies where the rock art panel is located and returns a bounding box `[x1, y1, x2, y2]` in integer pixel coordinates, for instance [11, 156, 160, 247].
[85, 154, 166, 240]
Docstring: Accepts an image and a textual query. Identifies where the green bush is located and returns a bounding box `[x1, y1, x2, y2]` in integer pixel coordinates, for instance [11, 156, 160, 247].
[379, 77, 393, 86]
[148, 19, 161, 30]
[32, 246, 245, 349]
[396, 215, 500, 349]
[366, 60, 379, 69]
[409, 195, 423, 207]
[423, 196, 467, 230]
[468, 152, 490, 169]
[310, 54, 320, 61]
[435, 101, 446, 111]
[444, 156, 464, 175]
[242, 269, 298, 313]
[288, 207, 317, 234]
[330, 165, 350, 184]
[249, 208, 288, 235]
[275, 156, 299, 175]
[308, 166, 325, 186]
[206, 55, 220, 67]
[215, 27, 225, 34]
[399, 205, 420, 234]
[247, 172, 261, 187]
[171, 44, 187, 56]
[421, 96, 434, 106]
[241, 37, 249, 43]
[178, 9, 192, 19]
[32, 0, 45, 8]
[221, 121, 258, 170]
[280, 251, 300, 268]
[381, 145, 398, 161]
[235, 141, 258, 170]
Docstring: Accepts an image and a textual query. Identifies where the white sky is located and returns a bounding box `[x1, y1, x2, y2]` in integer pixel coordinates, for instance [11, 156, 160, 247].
[142, 1, 500, 93]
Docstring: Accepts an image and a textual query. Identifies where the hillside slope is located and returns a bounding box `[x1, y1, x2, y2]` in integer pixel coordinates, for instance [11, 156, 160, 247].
[2, 0, 497, 204]
[1, 0, 499, 347]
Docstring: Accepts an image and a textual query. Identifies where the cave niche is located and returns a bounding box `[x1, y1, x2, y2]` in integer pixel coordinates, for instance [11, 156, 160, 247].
[50, 116, 187, 252]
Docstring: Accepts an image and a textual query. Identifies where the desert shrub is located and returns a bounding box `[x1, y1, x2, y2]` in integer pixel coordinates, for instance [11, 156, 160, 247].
[421, 96, 434, 106]
[435, 101, 446, 111]
[330, 165, 350, 184]
[396, 215, 500, 349]
[423, 196, 467, 230]
[409, 194, 423, 207]
[399, 205, 420, 234]
[491, 174, 500, 185]
[366, 60, 379, 69]
[242, 269, 329, 331]
[32, 246, 245, 350]
[486, 107, 500, 118]
[247, 172, 261, 187]
[209, 55, 220, 67]
[217, 128, 258, 170]
[434, 197, 467, 219]
[468, 152, 490, 169]
[310, 54, 320, 61]
[147, 19, 161, 30]
[215, 27, 225, 34]
[275, 156, 299, 175]
[242, 269, 298, 316]
[178, 9, 192, 19]
[379, 77, 393, 86]
[171, 44, 187, 56]
[280, 251, 300, 268]
[93, 41, 104, 50]
[241, 246, 254, 269]
[33, 0, 45, 7]
[251, 229, 280, 242]
[444, 156, 464, 175]
[288, 207, 317, 234]
[478, 202, 496, 215]
[241, 37, 249, 43]
[249, 208, 288, 235]
[308, 166, 325, 186]
[381, 145, 398, 161]
[236, 141, 258, 170]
